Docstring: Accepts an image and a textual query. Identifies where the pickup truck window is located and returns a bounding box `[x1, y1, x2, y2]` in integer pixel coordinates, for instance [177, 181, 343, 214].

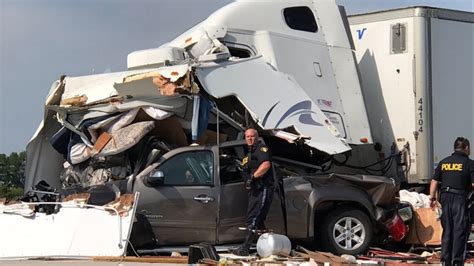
[156, 151, 214, 186]
[219, 146, 245, 184]
[283, 6, 318, 33]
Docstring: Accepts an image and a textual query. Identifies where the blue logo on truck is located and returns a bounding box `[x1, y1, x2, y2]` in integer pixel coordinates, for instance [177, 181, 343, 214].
[356, 28, 367, 40]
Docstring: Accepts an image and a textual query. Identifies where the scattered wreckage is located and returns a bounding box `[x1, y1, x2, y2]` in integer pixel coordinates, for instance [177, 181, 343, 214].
[0, 0, 427, 260]
[0, 188, 138, 258]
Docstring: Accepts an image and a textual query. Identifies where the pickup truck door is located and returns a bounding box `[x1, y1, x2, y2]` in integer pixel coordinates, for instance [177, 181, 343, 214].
[133, 146, 218, 246]
[217, 143, 285, 244]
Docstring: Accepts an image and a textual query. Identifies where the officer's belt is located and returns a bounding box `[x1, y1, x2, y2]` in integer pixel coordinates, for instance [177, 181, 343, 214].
[440, 187, 468, 196]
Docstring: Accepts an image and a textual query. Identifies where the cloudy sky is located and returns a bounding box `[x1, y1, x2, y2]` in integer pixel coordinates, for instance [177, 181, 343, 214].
[0, 0, 472, 154]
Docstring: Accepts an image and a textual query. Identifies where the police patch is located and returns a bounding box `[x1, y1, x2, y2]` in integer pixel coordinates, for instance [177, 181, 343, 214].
[260, 147, 268, 152]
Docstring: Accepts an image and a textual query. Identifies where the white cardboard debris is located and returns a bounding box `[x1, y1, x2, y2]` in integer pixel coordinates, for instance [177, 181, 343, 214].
[399, 189, 431, 209]
[0, 193, 138, 259]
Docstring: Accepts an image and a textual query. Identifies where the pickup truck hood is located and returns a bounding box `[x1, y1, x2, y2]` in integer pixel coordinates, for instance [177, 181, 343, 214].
[303, 173, 399, 206]
[282, 173, 400, 239]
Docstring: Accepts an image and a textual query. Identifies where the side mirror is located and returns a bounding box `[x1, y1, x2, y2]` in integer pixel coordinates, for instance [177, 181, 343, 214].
[147, 170, 164, 186]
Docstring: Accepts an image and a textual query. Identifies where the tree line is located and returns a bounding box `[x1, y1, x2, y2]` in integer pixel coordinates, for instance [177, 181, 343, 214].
[0, 151, 26, 199]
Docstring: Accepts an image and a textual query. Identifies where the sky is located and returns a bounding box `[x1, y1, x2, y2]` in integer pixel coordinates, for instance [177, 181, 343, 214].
[0, 0, 472, 154]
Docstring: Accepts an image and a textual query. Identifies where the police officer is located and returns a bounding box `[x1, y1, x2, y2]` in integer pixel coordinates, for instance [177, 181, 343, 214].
[429, 137, 474, 266]
[232, 128, 274, 256]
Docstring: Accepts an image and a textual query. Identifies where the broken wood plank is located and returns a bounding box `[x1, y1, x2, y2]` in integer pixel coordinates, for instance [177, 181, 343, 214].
[93, 256, 189, 263]
[60, 95, 88, 106]
[62, 193, 90, 204]
[295, 251, 352, 266]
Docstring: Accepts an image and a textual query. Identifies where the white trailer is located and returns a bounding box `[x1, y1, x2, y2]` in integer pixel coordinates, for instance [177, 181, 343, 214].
[348, 7, 474, 184]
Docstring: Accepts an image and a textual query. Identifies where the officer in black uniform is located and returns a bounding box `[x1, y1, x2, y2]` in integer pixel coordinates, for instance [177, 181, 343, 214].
[429, 137, 474, 266]
[232, 128, 274, 256]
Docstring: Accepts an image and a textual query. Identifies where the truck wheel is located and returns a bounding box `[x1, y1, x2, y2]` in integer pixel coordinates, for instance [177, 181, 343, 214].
[319, 207, 372, 255]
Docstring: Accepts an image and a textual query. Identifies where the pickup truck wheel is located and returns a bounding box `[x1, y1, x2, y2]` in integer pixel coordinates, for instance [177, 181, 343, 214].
[319, 207, 372, 255]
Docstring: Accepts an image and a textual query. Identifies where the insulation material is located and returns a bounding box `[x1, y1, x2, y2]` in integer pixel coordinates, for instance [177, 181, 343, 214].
[86, 107, 171, 144]
[105, 108, 140, 134]
[60, 154, 131, 188]
[86, 114, 123, 144]
[70, 142, 92, 165]
[98, 121, 155, 157]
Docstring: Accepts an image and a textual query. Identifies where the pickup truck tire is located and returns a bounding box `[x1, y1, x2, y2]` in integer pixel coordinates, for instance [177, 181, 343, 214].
[319, 207, 372, 255]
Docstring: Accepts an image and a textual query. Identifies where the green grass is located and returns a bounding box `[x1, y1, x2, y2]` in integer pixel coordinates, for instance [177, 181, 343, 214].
[0, 185, 24, 200]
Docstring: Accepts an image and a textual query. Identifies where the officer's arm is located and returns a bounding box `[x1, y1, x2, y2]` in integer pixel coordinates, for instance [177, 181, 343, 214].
[253, 161, 271, 178]
[429, 179, 439, 201]
[429, 163, 442, 202]
[470, 160, 474, 189]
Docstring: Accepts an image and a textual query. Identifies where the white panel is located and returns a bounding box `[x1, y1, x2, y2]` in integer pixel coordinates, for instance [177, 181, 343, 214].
[350, 18, 418, 175]
[0, 197, 137, 258]
[196, 57, 351, 155]
[63, 71, 133, 104]
[327, 47, 373, 144]
[127, 47, 185, 69]
[312, 1, 352, 48]
[431, 19, 474, 166]
[62, 65, 188, 104]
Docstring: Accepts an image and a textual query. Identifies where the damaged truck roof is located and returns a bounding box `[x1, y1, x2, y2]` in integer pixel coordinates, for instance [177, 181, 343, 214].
[26, 0, 372, 189]
[196, 56, 350, 154]
[41, 57, 350, 155]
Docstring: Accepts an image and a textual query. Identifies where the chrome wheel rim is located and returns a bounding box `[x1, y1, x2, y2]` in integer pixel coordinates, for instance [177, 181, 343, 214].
[332, 217, 365, 251]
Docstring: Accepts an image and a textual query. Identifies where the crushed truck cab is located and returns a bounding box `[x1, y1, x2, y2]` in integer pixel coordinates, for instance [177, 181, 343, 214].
[26, 0, 372, 190]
